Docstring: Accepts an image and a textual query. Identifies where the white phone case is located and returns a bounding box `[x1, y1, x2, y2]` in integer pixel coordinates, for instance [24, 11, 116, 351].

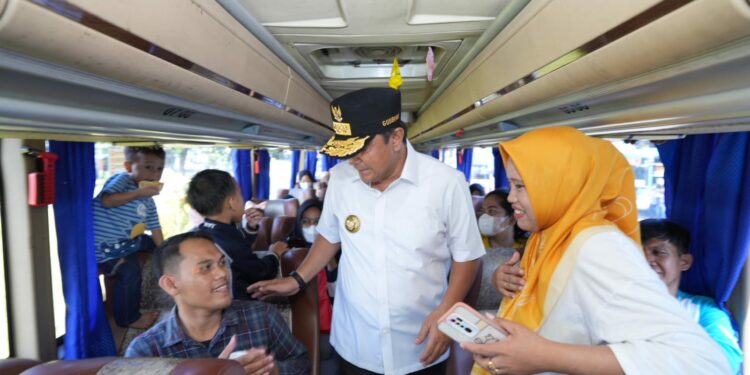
[438, 302, 506, 344]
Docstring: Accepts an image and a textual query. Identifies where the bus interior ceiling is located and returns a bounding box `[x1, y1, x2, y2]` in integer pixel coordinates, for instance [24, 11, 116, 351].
[0, 0, 748, 146]
[1, 0, 750, 362]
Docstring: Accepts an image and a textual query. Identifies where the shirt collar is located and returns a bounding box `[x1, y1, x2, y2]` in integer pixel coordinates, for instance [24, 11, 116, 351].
[162, 303, 240, 348]
[162, 306, 186, 347]
[399, 141, 420, 186]
[347, 140, 420, 187]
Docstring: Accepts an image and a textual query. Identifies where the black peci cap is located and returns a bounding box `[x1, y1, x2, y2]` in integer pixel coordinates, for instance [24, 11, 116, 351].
[320, 87, 401, 158]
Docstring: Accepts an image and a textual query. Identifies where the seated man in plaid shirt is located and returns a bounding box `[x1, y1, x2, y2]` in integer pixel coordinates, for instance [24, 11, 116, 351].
[125, 231, 309, 375]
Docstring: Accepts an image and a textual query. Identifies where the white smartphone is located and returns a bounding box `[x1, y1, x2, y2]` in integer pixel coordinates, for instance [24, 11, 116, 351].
[228, 350, 247, 360]
[438, 302, 506, 344]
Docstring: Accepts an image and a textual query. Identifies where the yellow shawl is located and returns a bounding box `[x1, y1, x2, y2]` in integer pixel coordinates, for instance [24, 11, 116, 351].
[473, 126, 639, 374]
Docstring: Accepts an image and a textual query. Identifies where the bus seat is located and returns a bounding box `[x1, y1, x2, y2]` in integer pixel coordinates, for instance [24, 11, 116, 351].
[446, 258, 483, 375]
[264, 199, 299, 218]
[280, 248, 320, 375]
[0, 358, 40, 375]
[22, 357, 244, 375]
[302, 188, 316, 202]
[271, 216, 295, 244]
[251, 216, 273, 251]
[471, 196, 484, 218]
[277, 188, 291, 199]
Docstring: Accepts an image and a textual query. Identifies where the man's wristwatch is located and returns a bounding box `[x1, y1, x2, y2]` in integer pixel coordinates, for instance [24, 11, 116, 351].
[289, 271, 306, 291]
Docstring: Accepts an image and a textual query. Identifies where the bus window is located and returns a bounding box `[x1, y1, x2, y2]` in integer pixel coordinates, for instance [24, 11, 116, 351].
[442, 149, 457, 169]
[470, 147, 495, 194]
[47, 206, 66, 340]
[612, 140, 666, 220]
[94, 144, 233, 238]
[269, 150, 292, 198]
[0, 198, 8, 358]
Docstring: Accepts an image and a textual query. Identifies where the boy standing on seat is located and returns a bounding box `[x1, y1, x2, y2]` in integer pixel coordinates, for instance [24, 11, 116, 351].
[186, 169, 286, 300]
[93, 146, 165, 328]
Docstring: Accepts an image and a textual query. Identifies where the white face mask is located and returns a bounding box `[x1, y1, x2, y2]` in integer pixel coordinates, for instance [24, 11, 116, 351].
[302, 225, 317, 244]
[300, 181, 312, 189]
[478, 214, 511, 236]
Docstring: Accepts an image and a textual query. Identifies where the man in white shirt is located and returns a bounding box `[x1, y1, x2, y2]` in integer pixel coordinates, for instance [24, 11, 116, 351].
[249, 87, 485, 374]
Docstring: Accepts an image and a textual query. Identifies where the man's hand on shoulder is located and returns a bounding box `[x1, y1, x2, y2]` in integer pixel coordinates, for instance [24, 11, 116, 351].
[247, 277, 299, 299]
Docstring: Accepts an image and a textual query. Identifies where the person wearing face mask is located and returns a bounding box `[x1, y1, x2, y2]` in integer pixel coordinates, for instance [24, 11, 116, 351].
[296, 170, 315, 190]
[276, 198, 338, 372]
[476, 190, 523, 315]
[281, 199, 334, 332]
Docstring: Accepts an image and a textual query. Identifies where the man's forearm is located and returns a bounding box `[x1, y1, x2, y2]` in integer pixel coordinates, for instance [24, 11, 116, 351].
[440, 259, 480, 309]
[295, 235, 341, 283]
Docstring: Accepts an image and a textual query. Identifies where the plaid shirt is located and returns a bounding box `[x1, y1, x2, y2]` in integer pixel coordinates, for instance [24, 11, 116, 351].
[125, 300, 309, 374]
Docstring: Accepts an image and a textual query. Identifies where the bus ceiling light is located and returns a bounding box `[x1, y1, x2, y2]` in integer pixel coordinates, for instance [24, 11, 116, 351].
[242, 124, 262, 135]
[497, 122, 519, 132]
[624, 134, 686, 141]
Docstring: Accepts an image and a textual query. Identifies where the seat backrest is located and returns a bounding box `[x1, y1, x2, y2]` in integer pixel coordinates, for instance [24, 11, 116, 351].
[280, 248, 320, 375]
[446, 258, 483, 375]
[264, 199, 299, 218]
[276, 188, 290, 199]
[22, 357, 245, 375]
[301, 188, 316, 202]
[0, 357, 40, 375]
[271, 216, 296, 244]
[251, 216, 273, 251]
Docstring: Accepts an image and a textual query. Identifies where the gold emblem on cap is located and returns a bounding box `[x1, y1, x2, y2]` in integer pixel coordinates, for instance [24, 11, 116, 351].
[332, 122, 352, 136]
[331, 105, 344, 122]
[321, 135, 370, 158]
[345, 215, 361, 233]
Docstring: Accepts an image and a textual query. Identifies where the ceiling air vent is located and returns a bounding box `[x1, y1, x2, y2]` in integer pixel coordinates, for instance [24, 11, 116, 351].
[558, 103, 590, 115]
[295, 40, 462, 80]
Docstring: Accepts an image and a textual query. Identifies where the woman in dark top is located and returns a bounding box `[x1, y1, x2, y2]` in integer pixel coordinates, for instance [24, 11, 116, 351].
[283, 199, 335, 332]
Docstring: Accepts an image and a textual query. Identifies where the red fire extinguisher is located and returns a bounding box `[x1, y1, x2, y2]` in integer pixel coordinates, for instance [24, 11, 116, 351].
[28, 151, 59, 206]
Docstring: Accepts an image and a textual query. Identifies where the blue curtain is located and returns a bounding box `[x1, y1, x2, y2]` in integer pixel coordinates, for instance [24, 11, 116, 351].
[322, 155, 340, 171]
[231, 149, 253, 201]
[49, 141, 116, 359]
[657, 134, 750, 307]
[256, 150, 271, 199]
[430, 150, 439, 159]
[305, 151, 318, 176]
[457, 148, 473, 181]
[493, 146, 509, 190]
[290, 150, 301, 188]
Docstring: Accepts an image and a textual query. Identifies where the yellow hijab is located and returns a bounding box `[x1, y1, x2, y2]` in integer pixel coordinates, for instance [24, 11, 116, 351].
[473, 126, 639, 374]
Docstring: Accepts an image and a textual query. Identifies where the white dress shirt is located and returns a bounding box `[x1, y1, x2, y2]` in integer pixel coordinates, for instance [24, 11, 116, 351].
[317, 141, 485, 374]
[538, 227, 731, 375]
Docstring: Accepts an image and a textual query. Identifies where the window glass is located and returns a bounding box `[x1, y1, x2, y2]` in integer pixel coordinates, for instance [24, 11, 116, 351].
[611, 140, 666, 220]
[94, 144, 232, 238]
[0, 199, 9, 358]
[442, 149, 457, 168]
[470, 147, 495, 195]
[269, 149, 292, 199]
[48, 206, 66, 339]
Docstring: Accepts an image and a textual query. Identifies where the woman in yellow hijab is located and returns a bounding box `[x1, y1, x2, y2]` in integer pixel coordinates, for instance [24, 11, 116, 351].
[463, 127, 729, 374]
